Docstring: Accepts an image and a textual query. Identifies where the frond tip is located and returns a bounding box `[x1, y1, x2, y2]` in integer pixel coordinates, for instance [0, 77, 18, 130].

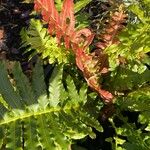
[21, 19, 70, 64]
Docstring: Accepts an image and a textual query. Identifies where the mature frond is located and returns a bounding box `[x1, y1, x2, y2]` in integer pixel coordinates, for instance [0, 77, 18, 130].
[0, 60, 102, 149]
[117, 87, 150, 111]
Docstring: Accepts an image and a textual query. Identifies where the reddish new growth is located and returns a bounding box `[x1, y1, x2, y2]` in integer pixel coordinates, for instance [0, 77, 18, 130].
[33, 0, 127, 103]
[96, 6, 127, 49]
[34, 0, 93, 49]
[88, 5, 127, 102]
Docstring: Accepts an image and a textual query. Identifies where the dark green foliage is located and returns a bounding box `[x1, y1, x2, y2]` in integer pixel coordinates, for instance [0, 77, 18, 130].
[0, 60, 103, 149]
[106, 67, 150, 92]
[105, 87, 150, 150]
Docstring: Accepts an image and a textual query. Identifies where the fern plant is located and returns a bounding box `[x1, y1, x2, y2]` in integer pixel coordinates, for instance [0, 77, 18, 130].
[0, 60, 103, 149]
[93, 0, 150, 96]
[105, 87, 150, 150]
[104, 0, 150, 73]
[20, 0, 114, 102]
[90, 1, 150, 149]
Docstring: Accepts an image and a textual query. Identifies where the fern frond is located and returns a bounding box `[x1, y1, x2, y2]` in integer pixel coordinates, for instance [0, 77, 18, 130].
[34, 0, 93, 49]
[31, 0, 115, 102]
[48, 64, 64, 106]
[114, 87, 150, 149]
[104, 1, 150, 73]
[31, 59, 46, 100]
[117, 87, 150, 111]
[0, 60, 102, 149]
[21, 19, 70, 64]
[106, 67, 150, 92]
[96, 4, 127, 50]
[12, 62, 35, 106]
[109, 116, 150, 150]
[108, 86, 150, 150]
[74, 0, 92, 13]
[0, 62, 23, 109]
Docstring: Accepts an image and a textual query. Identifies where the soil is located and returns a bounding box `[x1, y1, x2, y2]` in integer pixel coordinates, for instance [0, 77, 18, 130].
[0, 1, 33, 55]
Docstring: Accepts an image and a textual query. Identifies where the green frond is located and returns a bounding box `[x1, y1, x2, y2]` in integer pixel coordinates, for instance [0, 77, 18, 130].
[20, 19, 70, 64]
[79, 83, 88, 104]
[64, 76, 89, 108]
[24, 116, 41, 149]
[74, 0, 92, 13]
[0, 60, 102, 149]
[0, 102, 7, 119]
[12, 62, 35, 106]
[65, 75, 80, 107]
[0, 126, 4, 148]
[48, 64, 64, 106]
[6, 121, 22, 150]
[110, 112, 150, 150]
[117, 87, 150, 111]
[31, 60, 46, 100]
[104, 1, 150, 74]
[107, 67, 150, 92]
[113, 87, 150, 149]
[0, 62, 23, 109]
[0, 95, 8, 109]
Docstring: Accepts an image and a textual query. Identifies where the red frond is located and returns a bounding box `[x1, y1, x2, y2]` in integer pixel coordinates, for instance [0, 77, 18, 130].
[34, 0, 60, 35]
[60, 0, 75, 34]
[34, 0, 114, 103]
[96, 6, 127, 50]
[72, 29, 94, 50]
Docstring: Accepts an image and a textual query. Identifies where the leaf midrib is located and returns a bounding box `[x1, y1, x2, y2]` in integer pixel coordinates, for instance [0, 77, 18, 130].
[0, 105, 79, 125]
